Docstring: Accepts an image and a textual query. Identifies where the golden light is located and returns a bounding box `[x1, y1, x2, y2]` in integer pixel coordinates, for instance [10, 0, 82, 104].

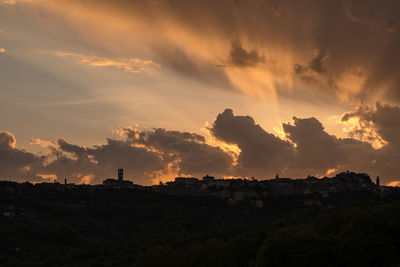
[80, 174, 95, 184]
[201, 122, 241, 166]
[387, 181, 400, 187]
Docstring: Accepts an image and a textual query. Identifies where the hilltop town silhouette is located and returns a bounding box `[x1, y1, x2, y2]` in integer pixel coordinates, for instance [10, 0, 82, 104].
[0, 169, 395, 206]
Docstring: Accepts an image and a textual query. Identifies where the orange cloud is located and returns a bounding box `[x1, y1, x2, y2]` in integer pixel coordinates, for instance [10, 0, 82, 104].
[201, 122, 240, 166]
[30, 138, 55, 148]
[80, 174, 95, 184]
[341, 104, 389, 149]
[149, 160, 188, 185]
[387, 181, 400, 187]
[7, 0, 400, 106]
[0, 0, 31, 5]
[325, 168, 337, 176]
[36, 173, 56, 182]
[52, 51, 160, 74]
[0, 48, 5, 53]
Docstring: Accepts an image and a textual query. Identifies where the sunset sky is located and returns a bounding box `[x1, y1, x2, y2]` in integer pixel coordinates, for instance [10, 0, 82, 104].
[1, 0, 400, 185]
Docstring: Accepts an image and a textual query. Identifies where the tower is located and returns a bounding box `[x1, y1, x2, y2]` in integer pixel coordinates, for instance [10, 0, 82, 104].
[376, 176, 380, 186]
[118, 169, 123, 181]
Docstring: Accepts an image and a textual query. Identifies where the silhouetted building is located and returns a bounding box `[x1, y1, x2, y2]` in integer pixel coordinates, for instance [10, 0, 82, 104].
[203, 174, 215, 182]
[118, 169, 124, 181]
[174, 177, 200, 189]
[103, 178, 120, 186]
[103, 169, 132, 187]
[305, 175, 319, 183]
[274, 174, 292, 183]
[335, 171, 372, 185]
[376, 176, 380, 186]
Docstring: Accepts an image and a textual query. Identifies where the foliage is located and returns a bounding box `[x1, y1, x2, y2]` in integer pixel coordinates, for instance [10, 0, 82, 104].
[1, 188, 400, 266]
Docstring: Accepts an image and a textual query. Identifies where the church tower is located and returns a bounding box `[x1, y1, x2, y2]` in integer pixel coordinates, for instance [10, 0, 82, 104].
[118, 169, 124, 182]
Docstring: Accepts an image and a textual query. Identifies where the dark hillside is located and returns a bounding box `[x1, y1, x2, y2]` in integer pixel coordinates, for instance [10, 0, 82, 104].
[1, 184, 400, 266]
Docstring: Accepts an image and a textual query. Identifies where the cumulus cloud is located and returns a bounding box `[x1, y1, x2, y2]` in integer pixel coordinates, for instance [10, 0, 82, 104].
[24, 126, 233, 184]
[30, 138, 55, 148]
[3, 106, 400, 185]
[341, 103, 400, 181]
[125, 127, 234, 177]
[0, 131, 16, 148]
[283, 117, 378, 178]
[0, 131, 44, 181]
[282, 117, 342, 175]
[209, 109, 379, 180]
[210, 109, 346, 178]
[342, 103, 400, 145]
[210, 109, 295, 177]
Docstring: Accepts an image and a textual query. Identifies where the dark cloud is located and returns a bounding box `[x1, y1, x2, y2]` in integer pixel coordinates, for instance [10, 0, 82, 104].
[282, 117, 376, 179]
[0, 131, 15, 148]
[210, 109, 295, 177]
[293, 51, 329, 84]
[228, 41, 265, 67]
[156, 47, 234, 89]
[125, 128, 234, 176]
[0, 131, 43, 181]
[209, 109, 379, 181]
[57, 139, 87, 158]
[308, 51, 327, 74]
[282, 117, 342, 175]
[293, 64, 317, 83]
[344, 0, 400, 32]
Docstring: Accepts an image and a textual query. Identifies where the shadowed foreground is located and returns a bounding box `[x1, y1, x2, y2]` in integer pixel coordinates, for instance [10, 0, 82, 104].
[1, 184, 400, 266]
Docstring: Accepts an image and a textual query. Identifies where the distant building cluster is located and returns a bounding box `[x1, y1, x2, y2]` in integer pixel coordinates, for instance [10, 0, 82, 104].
[151, 171, 394, 206]
[0, 170, 398, 209]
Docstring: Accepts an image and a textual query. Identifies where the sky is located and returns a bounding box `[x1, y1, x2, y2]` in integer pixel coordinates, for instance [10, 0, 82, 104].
[1, 0, 400, 186]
